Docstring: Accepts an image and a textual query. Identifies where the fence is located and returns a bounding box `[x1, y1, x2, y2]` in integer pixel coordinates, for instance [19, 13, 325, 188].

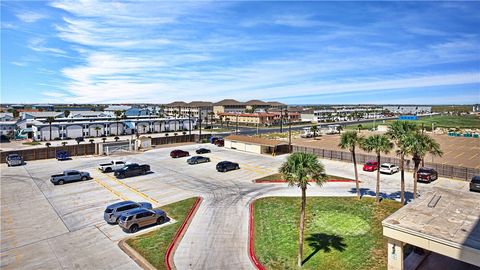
[1, 143, 96, 163]
[292, 145, 479, 181]
[151, 134, 211, 145]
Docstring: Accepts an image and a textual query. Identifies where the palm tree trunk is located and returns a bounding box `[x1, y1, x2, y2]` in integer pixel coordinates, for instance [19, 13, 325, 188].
[413, 156, 420, 199]
[376, 154, 381, 204]
[298, 186, 306, 267]
[400, 155, 405, 205]
[352, 149, 360, 199]
[49, 123, 52, 141]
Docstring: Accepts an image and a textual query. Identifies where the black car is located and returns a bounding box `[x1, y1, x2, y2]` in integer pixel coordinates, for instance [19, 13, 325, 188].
[470, 176, 480, 192]
[416, 167, 438, 183]
[196, 148, 211, 154]
[216, 161, 240, 172]
[187, 156, 211, 165]
[114, 163, 150, 179]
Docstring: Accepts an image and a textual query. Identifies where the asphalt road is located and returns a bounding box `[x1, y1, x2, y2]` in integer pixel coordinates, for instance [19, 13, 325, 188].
[1, 143, 475, 269]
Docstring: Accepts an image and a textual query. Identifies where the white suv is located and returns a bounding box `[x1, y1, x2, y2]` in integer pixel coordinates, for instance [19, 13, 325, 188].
[379, 163, 399, 174]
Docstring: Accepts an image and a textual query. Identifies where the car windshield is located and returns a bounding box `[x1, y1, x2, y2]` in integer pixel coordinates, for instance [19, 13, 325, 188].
[381, 165, 389, 168]
[8, 155, 21, 160]
[472, 176, 480, 183]
[418, 169, 430, 173]
[119, 215, 130, 221]
[104, 208, 113, 213]
[366, 162, 375, 166]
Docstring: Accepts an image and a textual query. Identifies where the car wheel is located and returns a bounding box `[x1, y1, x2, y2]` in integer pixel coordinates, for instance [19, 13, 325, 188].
[81, 176, 87, 181]
[129, 224, 139, 233]
[223, 168, 227, 172]
[105, 167, 112, 173]
[58, 180, 64, 185]
[157, 216, 166, 225]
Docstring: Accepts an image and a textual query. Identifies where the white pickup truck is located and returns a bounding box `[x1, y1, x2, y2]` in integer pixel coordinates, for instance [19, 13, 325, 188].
[98, 160, 127, 173]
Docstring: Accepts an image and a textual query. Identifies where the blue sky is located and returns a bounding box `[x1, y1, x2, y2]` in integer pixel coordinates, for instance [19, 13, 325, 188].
[1, 1, 479, 104]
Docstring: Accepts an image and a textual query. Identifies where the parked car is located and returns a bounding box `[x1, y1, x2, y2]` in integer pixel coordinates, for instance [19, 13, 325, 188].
[416, 167, 438, 183]
[51, 170, 90, 185]
[210, 137, 221, 144]
[363, 161, 378, 172]
[99, 160, 128, 173]
[103, 201, 152, 224]
[118, 208, 167, 233]
[170, 150, 190, 158]
[196, 148, 211, 154]
[114, 163, 150, 179]
[215, 139, 224, 147]
[216, 161, 240, 172]
[56, 151, 70, 161]
[187, 156, 211, 165]
[379, 163, 399, 174]
[470, 176, 480, 192]
[6, 154, 23, 166]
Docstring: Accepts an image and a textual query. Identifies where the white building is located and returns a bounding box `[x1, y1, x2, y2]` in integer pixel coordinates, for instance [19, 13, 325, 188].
[0, 113, 14, 121]
[69, 111, 114, 118]
[0, 121, 16, 136]
[383, 106, 432, 115]
[31, 116, 197, 141]
[20, 111, 64, 121]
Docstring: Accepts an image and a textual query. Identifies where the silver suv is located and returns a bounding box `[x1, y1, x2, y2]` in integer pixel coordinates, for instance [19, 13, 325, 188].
[6, 154, 23, 166]
[118, 208, 167, 233]
[104, 201, 153, 224]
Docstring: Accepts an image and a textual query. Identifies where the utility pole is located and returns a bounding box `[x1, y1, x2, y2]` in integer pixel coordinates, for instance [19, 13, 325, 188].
[288, 114, 292, 153]
[236, 114, 239, 135]
[280, 108, 283, 133]
[188, 109, 192, 136]
[198, 117, 202, 142]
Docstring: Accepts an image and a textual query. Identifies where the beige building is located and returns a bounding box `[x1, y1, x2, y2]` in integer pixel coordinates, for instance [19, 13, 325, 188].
[217, 112, 276, 125]
[164, 101, 214, 123]
[224, 135, 290, 155]
[382, 188, 480, 270]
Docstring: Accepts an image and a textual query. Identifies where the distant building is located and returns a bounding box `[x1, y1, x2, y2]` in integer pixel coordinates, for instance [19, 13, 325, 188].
[104, 105, 132, 112]
[20, 111, 64, 121]
[473, 104, 480, 112]
[68, 111, 114, 118]
[163, 101, 213, 121]
[0, 121, 16, 136]
[32, 104, 55, 111]
[383, 105, 431, 115]
[0, 112, 14, 121]
[213, 99, 247, 116]
[217, 112, 276, 126]
[125, 108, 151, 117]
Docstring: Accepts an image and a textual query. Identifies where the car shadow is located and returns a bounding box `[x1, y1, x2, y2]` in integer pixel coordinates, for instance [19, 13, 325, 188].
[348, 188, 415, 203]
[302, 233, 347, 265]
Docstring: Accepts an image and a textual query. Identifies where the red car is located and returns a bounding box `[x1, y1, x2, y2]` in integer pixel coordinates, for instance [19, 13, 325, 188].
[214, 139, 224, 147]
[170, 150, 189, 158]
[417, 167, 438, 183]
[363, 161, 378, 172]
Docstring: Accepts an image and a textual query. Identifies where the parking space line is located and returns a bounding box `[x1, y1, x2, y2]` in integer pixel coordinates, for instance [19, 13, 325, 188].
[92, 177, 130, 201]
[102, 173, 160, 205]
[454, 152, 464, 158]
[208, 155, 272, 175]
[469, 153, 478, 160]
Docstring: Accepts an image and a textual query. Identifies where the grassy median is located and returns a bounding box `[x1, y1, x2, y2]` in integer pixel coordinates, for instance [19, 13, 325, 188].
[255, 173, 354, 182]
[126, 197, 198, 270]
[253, 197, 401, 270]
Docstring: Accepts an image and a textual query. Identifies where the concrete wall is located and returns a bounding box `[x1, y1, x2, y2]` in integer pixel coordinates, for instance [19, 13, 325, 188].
[225, 140, 262, 154]
[66, 125, 83, 138]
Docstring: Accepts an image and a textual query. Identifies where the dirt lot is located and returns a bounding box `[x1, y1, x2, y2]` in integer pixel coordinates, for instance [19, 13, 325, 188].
[293, 131, 480, 169]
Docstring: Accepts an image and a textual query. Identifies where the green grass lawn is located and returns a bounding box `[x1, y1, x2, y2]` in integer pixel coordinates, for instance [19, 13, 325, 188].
[345, 115, 480, 130]
[255, 173, 354, 182]
[21, 141, 41, 145]
[126, 197, 198, 270]
[253, 197, 402, 270]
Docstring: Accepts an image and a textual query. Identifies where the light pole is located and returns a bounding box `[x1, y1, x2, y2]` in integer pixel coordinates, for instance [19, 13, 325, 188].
[236, 114, 239, 135]
[188, 109, 192, 136]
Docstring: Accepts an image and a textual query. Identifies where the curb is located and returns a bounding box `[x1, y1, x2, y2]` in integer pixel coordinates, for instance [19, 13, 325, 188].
[254, 179, 359, 184]
[248, 200, 266, 270]
[165, 197, 203, 270]
[118, 239, 157, 270]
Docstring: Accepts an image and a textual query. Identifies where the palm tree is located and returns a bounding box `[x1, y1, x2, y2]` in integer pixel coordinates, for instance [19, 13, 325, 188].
[310, 124, 318, 138]
[94, 126, 102, 137]
[404, 133, 443, 199]
[361, 134, 393, 204]
[386, 121, 418, 204]
[114, 110, 122, 136]
[339, 131, 363, 199]
[279, 152, 328, 267]
[46, 117, 55, 141]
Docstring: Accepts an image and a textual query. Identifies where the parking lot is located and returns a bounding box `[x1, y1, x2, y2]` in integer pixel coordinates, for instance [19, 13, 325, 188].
[1, 143, 477, 269]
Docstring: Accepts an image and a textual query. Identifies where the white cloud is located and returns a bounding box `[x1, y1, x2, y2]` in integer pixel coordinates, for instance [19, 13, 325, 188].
[11, 61, 27, 67]
[28, 38, 67, 56]
[16, 11, 47, 23]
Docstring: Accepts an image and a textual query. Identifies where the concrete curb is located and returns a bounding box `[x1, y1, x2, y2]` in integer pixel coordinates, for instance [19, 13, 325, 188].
[118, 239, 157, 270]
[248, 200, 266, 270]
[254, 179, 359, 184]
[165, 197, 203, 270]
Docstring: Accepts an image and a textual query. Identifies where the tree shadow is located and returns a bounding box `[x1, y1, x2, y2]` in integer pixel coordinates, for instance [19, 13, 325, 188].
[348, 188, 415, 203]
[302, 233, 347, 265]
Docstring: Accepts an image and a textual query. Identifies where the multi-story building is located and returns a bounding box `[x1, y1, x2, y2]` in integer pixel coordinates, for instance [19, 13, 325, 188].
[213, 99, 246, 116]
[28, 116, 196, 141]
[163, 101, 214, 123]
[312, 106, 384, 123]
[217, 112, 276, 126]
[383, 105, 432, 115]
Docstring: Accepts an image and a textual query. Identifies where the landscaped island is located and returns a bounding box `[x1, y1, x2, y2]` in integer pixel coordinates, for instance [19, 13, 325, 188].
[253, 197, 401, 270]
[126, 197, 198, 270]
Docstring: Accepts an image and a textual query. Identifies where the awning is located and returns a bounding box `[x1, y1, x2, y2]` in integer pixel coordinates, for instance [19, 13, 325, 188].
[124, 121, 135, 129]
